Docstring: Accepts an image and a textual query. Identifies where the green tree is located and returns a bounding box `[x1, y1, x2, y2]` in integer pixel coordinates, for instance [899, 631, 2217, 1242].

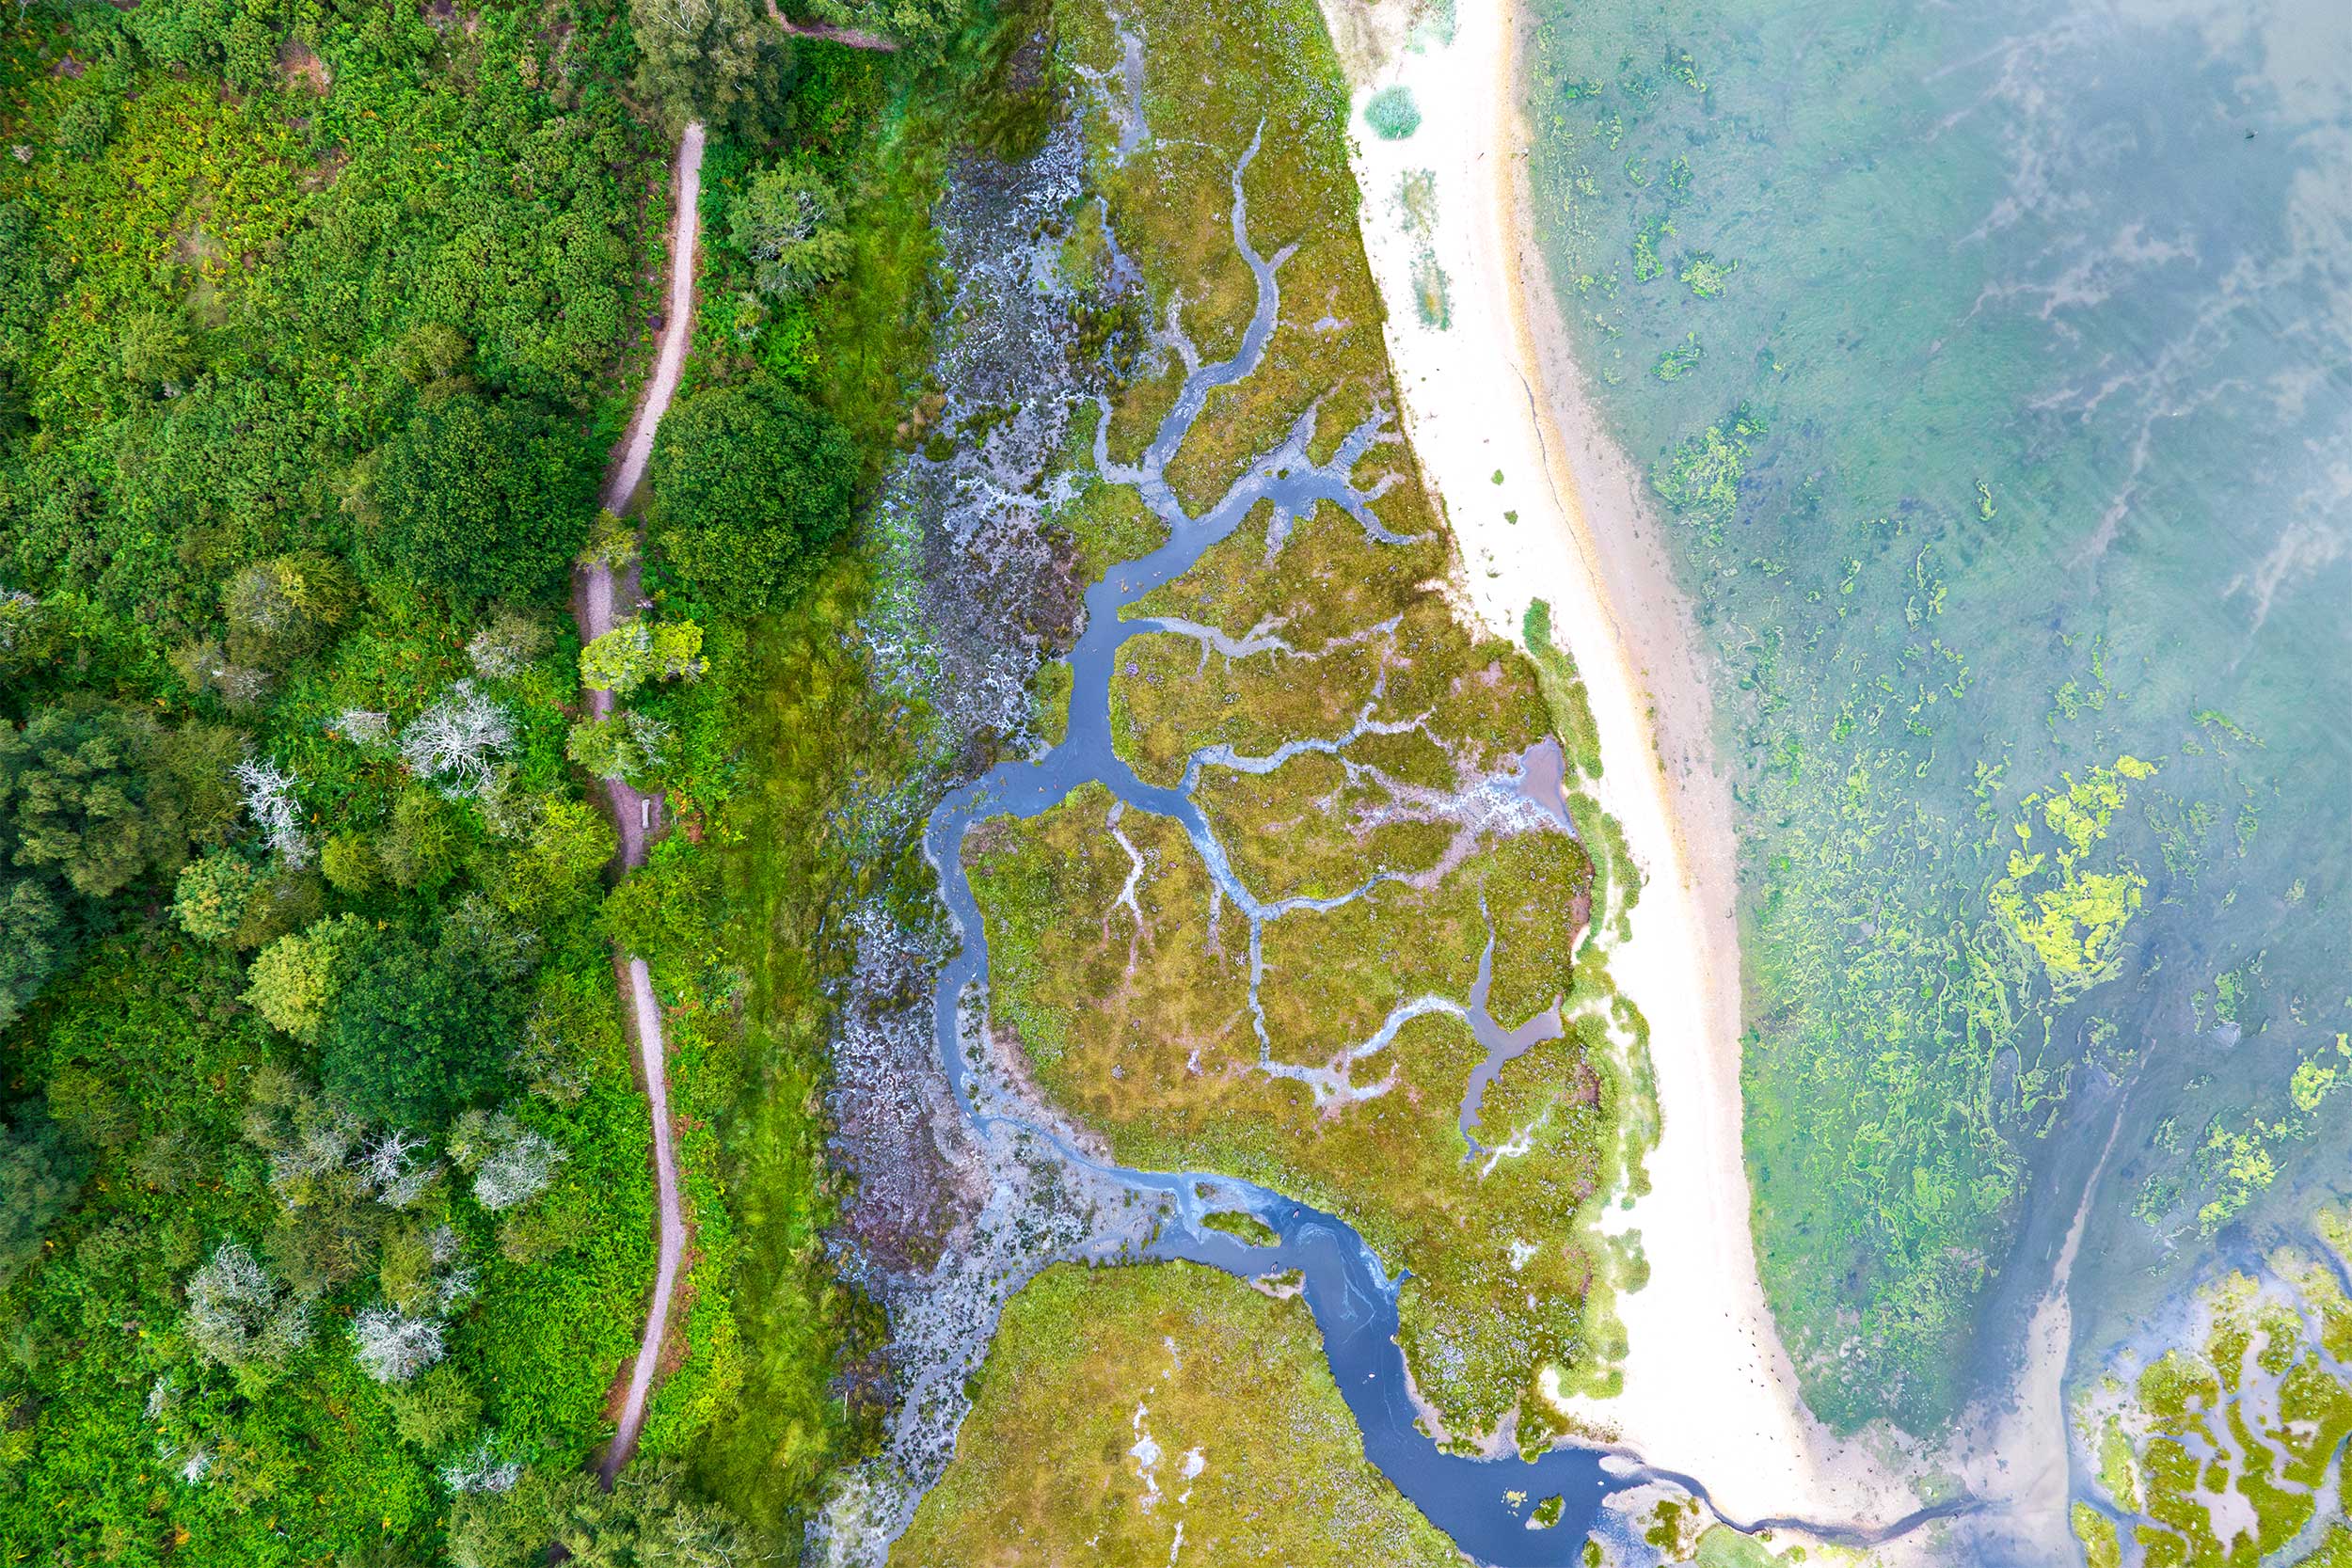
[223, 549, 356, 667]
[1, 703, 189, 1026]
[171, 850, 258, 942]
[377, 789, 462, 892]
[450, 1468, 588, 1568]
[493, 795, 617, 920]
[449, 1464, 751, 1568]
[322, 832, 384, 895]
[370, 394, 594, 606]
[628, 0, 789, 134]
[243, 915, 365, 1044]
[566, 712, 670, 790]
[325, 930, 518, 1125]
[118, 307, 199, 389]
[580, 616, 706, 697]
[3, 704, 185, 901]
[727, 162, 850, 300]
[555, 1464, 753, 1568]
[231, 863, 326, 950]
[0, 588, 56, 678]
[382, 1363, 482, 1451]
[648, 378, 855, 614]
[804, 0, 974, 44]
[0, 1105, 86, 1291]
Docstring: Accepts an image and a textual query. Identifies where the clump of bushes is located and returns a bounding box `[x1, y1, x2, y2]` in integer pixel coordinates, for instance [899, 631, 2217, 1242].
[647, 376, 856, 615]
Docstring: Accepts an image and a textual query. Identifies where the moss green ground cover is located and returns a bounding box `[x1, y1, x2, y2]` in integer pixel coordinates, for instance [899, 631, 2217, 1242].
[958, 0, 1649, 1449]
[890, 1261, 1458, 1567]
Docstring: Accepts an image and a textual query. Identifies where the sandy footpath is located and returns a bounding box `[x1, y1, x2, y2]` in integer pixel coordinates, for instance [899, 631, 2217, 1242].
[1324, 0, 1923, 1531]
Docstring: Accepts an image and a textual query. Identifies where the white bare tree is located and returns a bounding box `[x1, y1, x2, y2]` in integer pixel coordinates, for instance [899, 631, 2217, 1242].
[399, 680, 516, 797]
[448, 1109, 568, 1211]
[472, 1130, 566, 1212]
[435, 1263, 480, 1313]
[351, 1306, 446, 1384]
[331, 707, 391, 745]
[358, 1129, 438, 1208]
[233, 755, 312, 867]
[0, 586, 42, 653]
[438, 1434, 522, 1495]
[183, 1244, 311, 1369]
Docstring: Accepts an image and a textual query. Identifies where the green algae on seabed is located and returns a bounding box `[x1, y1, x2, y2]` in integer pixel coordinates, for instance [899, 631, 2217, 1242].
[1677, 251, 1738, 297]
[1986, 757, 2156, 1000]
[1648, 404, 1765, 538]
[1652, 334, 1703, 380]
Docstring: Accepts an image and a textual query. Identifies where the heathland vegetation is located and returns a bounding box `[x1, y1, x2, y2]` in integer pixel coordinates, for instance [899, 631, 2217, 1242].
[894, 1262, 1460, 1566]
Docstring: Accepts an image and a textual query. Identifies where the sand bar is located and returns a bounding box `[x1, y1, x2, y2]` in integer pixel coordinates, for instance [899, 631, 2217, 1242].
[1327, 0, 1922, 1529]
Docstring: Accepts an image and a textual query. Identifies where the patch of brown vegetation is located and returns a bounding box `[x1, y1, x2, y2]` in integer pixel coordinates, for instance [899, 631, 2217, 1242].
[278, 39, 331, 94]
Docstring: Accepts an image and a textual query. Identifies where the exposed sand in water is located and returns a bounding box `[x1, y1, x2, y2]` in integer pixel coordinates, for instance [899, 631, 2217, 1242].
[1322, 0, 1926, 1531]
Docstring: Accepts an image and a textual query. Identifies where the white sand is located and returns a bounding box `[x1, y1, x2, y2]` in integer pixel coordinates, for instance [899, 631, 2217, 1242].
[1326, 0, 1925, 1530]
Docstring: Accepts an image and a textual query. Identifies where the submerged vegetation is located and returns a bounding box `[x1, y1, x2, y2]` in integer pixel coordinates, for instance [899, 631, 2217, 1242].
[1526, 0, 2352, 1433]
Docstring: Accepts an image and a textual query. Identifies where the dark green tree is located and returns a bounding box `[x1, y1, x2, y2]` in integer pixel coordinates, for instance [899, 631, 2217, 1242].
[0, 1105, 86, 1292]
[554, 1465, 753, 1568]
[324, 929, 518, 1125]
[628, 0, 791, 134]
[648, 378, 855, 615]
[370, 394, 594, 606]
[0, 704, 189, 1027]
[449, 1464, 751, 1568]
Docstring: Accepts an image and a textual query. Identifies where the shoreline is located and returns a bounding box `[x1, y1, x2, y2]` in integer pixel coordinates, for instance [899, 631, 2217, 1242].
[1329, 0, 1923, 1529]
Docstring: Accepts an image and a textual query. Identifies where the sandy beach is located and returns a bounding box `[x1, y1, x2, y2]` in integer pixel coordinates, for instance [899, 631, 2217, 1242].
[1324, 0, 1924, 1531]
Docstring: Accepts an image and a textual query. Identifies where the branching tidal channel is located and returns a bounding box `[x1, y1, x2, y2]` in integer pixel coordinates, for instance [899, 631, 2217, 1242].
[816, 107, 1973, 1568]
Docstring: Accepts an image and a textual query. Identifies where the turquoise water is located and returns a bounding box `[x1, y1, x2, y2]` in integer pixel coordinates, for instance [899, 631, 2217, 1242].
[1522, 0, 2352, 1429]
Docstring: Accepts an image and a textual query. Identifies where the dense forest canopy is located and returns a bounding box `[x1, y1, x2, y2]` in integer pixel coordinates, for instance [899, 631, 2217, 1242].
[0, 0, 1019, 1555]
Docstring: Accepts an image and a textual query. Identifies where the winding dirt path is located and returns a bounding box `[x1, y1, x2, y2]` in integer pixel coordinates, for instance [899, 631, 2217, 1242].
[576, 119, 704, 1487]
[760, 0, 899, 51]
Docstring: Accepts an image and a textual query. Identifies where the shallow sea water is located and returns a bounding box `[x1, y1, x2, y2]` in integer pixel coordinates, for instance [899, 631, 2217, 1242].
[1521, 0, 2352, 1432]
